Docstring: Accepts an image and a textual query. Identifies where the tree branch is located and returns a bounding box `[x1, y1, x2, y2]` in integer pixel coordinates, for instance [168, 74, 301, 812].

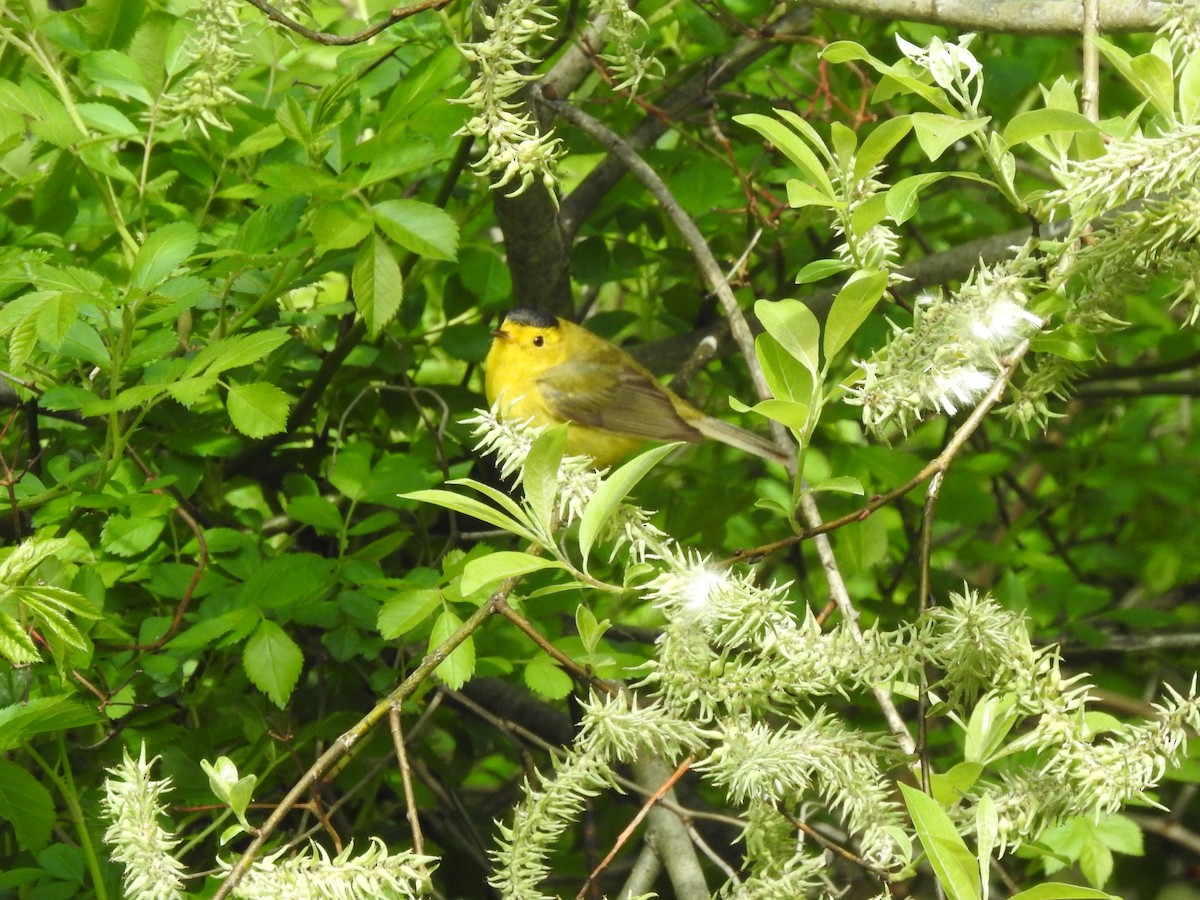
[804, 0, 1168, 34]
[245, 0, 455, 44]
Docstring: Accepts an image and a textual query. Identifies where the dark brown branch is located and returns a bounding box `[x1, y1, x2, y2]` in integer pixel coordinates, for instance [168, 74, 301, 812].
[244, 0, 455, 45]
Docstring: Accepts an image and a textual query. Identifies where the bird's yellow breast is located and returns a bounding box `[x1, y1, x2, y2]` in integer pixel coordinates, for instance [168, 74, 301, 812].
[484, 315, 647, 465]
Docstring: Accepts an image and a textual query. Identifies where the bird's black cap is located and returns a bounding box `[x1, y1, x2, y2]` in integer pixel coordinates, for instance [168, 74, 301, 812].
[503, 308, 559, 328]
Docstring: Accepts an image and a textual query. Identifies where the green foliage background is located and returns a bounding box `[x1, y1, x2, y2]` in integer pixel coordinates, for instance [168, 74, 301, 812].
[1, 0, 1199, 896]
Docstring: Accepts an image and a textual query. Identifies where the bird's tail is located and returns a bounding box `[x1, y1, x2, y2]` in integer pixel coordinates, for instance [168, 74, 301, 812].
[693, 415, 793, 465]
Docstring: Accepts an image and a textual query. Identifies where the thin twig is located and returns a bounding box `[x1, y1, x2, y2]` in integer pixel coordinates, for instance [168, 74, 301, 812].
[724, 339, 1034, 566]
[245, 0, 454, 45]
[575, 756, 696, 900]
[916, 469, 945, 794]
[213, 585, 508, 899]
[494, 597, 618, 696]
[388, 706, 425, 857]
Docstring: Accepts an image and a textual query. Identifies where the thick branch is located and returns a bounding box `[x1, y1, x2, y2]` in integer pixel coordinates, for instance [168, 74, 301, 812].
[804, 0, 1168, 34]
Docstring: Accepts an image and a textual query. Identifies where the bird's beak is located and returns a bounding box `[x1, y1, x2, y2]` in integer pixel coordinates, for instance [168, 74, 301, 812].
[491, 327, 509, 340]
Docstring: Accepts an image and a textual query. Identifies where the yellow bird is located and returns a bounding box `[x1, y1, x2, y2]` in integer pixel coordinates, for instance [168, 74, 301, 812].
[484, 308, 788, 468]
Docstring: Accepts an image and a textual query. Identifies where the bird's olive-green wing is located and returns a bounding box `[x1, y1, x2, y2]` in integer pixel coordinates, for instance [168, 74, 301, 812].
[536, 360, 704, 443]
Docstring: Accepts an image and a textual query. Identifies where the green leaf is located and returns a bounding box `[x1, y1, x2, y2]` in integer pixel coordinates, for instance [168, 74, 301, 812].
[429, 609, 475, 690]
[886, 171, 994, 225]
[402, 488, 540, 544]
[230, 123, 287, 159]
[0, 760, 54, 852]
[35, 293, 78, 350]
[311, 200, 373, 255]
[756, 298, 820, 375]
[352, 231, 403, 338]
[730, 397, 810, 433]
[0, 697, 97, 751]
[460, 551, 563, 595]
[1031, 325, 1097, 362]
[100, 515, 165, 557]
[965, 693, 1020, 764]
[197, 329, 291, 376]
[287, 495, 343, 533]
[0, 612, 40, 665]
[131, 222, 198, 291]
[900, 783, 981, 900]
[575, 605, 610, 656]
[226, 382, 291, 438]
[243, 619, 303, 709]
[808, 475, 864, 495]
[756, 333, 814, 404]
[80, 50, 152, 104]
[1129, 50, 1176, 119]
[930, 762, 983, 807]
[734, 112, 833, 195]
[523, 425, 568, 531]
[911, 113, 990, 161]
[1008, 886, 1119, 900]
[795, 258, 851, 285]
[1002, 108, 1099, 147]
[854, 115, 913, 181]
[373, 199, 459, 261]
[823, 270, 888, 360]
[378, 589, 442, 639]
[524, 656, 573, 699]
[578, 442, 679, 568]
[1180, 52, 1200, 125]
[786, 179, 842, 210]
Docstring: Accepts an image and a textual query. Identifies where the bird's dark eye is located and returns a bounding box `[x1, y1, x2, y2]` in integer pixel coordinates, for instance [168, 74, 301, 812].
[532, 335, 545, 347]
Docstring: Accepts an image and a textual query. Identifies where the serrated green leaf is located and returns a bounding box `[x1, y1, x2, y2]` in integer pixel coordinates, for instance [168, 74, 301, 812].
[900, 783, 981, 900]
[100, 515, 165, 557]
[226, 382, 291, 438]
[243, 619, 303, 709]
[0, 759, 54, 852]
[80, 50, 152, 104]
[0, 612, 40, 665]
[460, 551, 563, 595]
[35, 294, 77, 350]
[378, 589, 442, 638]
[311, 200, 373, 255]
[0, 696, 98, 751]
[524, 656, 573, 699]
[429, 609, 475, 690]
[287, 495, 343, 533]
[823, 271, 888, 360]
[201, 329, 291, 376]
[352, 232, 403, 338]
[373, 199, 459, 261]
[130, 221, 198, 291]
